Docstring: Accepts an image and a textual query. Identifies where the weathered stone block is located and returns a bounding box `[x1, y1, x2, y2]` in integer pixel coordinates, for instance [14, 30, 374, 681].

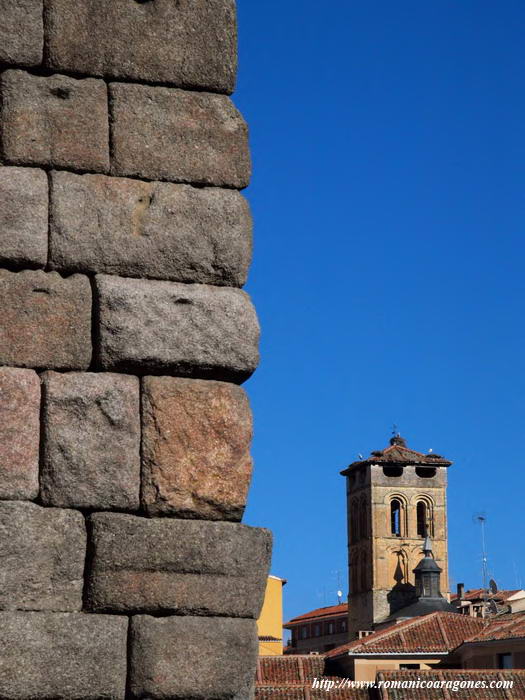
[0, 612, 127, 699]
[0, 269, 91, 370]
[49, 171, 252, 286]
[0, 501, 85, 611]
[45, 0, 237, 93]
[110, 83, 251, 188]
[130, 616, 258, 700]
[142, 377, 253, 520]
[94, 274, 259, 382]
[0, 368, 40, 500]
[85, 513, 272, 617]
[0, 0, 43, 67]
[1, 70, 109, 172]
[0, 166, 48, 268]
[41, 371, 140, 511]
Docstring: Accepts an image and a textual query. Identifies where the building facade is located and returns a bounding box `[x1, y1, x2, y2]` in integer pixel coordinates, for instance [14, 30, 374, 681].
[341, 435, 452, 639]
[284, 603, 349, 653]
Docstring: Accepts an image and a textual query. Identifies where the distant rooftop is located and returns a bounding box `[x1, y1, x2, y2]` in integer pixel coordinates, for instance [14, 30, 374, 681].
[325, 611, 485, 658]
[284, 603, 348, 627]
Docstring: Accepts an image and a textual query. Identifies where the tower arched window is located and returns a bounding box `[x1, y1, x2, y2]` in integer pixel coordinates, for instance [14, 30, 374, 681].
[416, 499, 433, 537]
[350, 500, 359, 543]
[359, 498, 367, 539]
[390, 499, 401, 536]
[360, 550, 368, 591]
[350, 552, 359, 593]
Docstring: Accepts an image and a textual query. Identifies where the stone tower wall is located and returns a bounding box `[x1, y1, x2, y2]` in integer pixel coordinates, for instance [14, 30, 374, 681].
[0, 2, 271, 698]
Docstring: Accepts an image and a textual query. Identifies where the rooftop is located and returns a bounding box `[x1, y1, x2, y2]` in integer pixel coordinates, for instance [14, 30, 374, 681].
[341, 435, 452, 474]
[463, 611, 525, 644]
[257, 655, 324, 686]
[256, 657, 367, 699]
[451, 588, 525, 603]
[284, 603, 348, 627]
[325, 612, 485, 658]
[376, 670, 525, 699]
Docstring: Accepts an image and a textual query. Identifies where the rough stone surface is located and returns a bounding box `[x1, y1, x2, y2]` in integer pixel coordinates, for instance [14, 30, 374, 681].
[49, 171, 252, 286]
[130, 615, 258, 700]
[0, 612, 128, 699]
[85, 513, 272, 617]
[41, 371, 141, 511]
[0, 368, 40, 500]
[141, 377, 253, 520]
[0, 0, 43, 67]
[95, 274, 259, 382]
[0, 269, 92, 370]
[1, 70, 109, 172]
[110, 83, 251, 188]
[45, 0, 237, 93]
[0, 166, 48, 268]
[0, 501, 85, 611]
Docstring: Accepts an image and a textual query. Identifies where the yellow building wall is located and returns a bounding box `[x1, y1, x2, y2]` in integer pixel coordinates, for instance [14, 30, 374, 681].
[257, 575, 285, 656]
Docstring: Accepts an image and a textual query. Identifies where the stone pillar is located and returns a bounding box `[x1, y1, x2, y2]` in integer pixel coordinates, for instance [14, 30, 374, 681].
[0, 2, 271, 698]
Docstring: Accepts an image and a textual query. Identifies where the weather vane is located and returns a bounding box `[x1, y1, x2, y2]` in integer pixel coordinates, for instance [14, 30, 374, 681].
[391, 424, 399, 437]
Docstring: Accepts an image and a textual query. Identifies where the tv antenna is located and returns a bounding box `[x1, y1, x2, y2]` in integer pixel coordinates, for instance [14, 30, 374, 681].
[331, 569, 344, 605]
[487, 599, 498, 616]
[473, 513, 489, 594]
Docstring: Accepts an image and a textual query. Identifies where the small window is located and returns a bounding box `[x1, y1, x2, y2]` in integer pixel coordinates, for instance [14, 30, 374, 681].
[328, 622, 335, 635]
[339, 619, 347, 632]
[300, 625, 309, 640]
[383, 466, 403, 477]
[498, 653, 513, 669]
[416, 467, 436, 478]
[391, 499, 401, 536]
[313, 623, 321, 637]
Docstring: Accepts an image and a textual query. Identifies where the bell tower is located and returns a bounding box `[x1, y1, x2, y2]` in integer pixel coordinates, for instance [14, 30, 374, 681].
[341, 434, 452, 639]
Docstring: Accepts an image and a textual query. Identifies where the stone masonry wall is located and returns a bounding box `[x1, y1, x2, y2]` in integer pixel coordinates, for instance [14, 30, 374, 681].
[0, 1, 272, 698]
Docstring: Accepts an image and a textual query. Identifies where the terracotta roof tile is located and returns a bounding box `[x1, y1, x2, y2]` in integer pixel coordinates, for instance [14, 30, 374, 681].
[464, 611, 525, 643]
[451, 589, 524, 603]
[256, 684, 368, 699]
[257, 655, 325, 685]
[324, 612, 486, 658]
[284, 603, 348, 626]
[376, 669, 525, 699]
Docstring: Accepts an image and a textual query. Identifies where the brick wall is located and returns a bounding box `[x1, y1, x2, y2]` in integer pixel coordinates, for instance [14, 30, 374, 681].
[0, 1, 271, 698]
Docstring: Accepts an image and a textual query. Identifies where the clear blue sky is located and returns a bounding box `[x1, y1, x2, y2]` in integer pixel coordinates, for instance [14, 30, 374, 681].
[235, 0, 525, 624]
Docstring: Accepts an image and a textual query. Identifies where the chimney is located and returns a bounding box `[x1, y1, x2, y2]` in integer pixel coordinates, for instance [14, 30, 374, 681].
[457, 583, 465, 599]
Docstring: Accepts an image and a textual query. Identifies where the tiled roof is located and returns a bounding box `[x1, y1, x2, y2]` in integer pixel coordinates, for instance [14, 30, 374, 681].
[376, 670, 525, 699]
[341, 436, 451, 474]
[256, 658, 367, 698]
[284, 603, 348, 626]
[324, 612, 485, 658]
[256, 685, 368, 699]
[257, 655, 325, 685]
[451, 589, 524, 603]
[463, 611, 525, 643]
